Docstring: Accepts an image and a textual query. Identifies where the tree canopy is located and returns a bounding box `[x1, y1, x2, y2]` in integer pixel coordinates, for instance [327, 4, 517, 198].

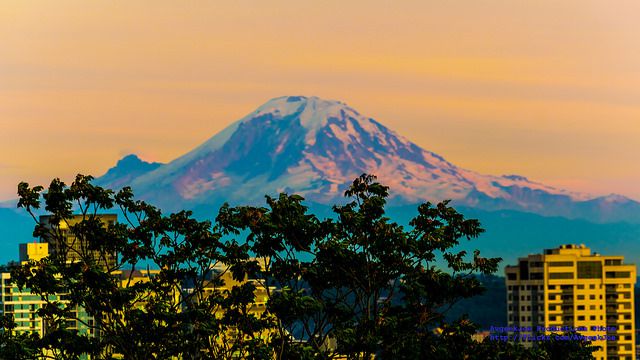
[0, 174, 596, 359]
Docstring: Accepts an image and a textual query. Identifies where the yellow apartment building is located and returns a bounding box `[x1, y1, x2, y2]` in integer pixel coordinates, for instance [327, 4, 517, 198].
[39, 214, 118, 270]
[1, 242, 95, 345]
[180, 260, 275, 357]
[505, 244, 636, 360]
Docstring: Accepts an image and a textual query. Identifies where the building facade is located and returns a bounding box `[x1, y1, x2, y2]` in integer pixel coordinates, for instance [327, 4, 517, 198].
[505, 244, 636, 360]
[39, 214, 117, 270]
[1, 241, 95, 352]
[1, 273, 94, 338]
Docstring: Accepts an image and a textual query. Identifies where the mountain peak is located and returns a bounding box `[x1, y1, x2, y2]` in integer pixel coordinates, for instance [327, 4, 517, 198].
[116, 154, 145, 166]
[95, 154, 162, 189]
[95, 97, 640, 223]
[251, 96, 359, 142]
[502, 174, 530, 182]
[598, 194, 632, 204]
[126, 95, 456, 203]
[256, 96, 347, 112]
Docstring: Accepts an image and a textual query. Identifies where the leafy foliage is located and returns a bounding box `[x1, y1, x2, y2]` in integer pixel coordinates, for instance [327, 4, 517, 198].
[0, 174, 598, 359]
[10, 175, 273, 360]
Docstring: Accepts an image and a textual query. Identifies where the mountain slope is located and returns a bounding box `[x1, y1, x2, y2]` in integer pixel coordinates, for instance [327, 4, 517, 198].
[95, 154, 162, 189]
[96, 96, 640, 223]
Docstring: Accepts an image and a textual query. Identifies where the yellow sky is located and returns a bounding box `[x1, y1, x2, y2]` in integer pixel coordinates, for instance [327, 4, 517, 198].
[1, 1, 639, 201]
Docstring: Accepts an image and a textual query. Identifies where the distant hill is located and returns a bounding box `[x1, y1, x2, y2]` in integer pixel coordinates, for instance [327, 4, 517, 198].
[385, 204, 640, 267]
[446, 275, 506, 329]
[448, 275, 640, 334]
[0, 208, 35, 262]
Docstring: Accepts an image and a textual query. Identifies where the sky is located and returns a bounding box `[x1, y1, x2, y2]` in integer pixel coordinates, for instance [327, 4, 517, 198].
[1, 1, 639, 202]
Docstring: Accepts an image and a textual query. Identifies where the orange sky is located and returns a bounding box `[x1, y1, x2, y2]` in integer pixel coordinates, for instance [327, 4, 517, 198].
[1, 1, 639, 201]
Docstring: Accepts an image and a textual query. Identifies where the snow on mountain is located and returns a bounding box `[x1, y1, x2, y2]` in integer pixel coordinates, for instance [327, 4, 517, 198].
[97, 96, 640, 223]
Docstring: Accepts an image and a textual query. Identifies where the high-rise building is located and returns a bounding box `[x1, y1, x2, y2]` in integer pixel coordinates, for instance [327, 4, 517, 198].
[505, 244, 636, 360]
[1, 242, 94, 340]
[39, 214, 117, 270]
[1, 243, 51, 336]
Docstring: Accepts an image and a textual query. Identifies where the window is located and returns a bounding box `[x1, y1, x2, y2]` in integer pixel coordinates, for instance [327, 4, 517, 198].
[520, 261, 530, 280]
[606, 271, 631, 278]
[549, 272, 574, 279]
[530, 272, 543, 280]
[577, 261, 602, 279]
[549, 261, 573, 267]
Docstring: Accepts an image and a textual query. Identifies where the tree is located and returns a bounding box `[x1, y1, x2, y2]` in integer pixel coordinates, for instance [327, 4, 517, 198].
[1, 173, 598, 359]
[10, 175, 273, 359]
[217, 174, 504, 359]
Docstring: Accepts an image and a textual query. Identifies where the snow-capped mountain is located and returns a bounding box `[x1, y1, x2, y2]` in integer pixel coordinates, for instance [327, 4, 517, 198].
[97, 96, 640, 223]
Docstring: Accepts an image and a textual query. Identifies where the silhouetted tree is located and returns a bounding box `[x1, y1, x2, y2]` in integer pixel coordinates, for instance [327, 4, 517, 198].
[9, 175, 273, 359]
[0, 174, 598, 359]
